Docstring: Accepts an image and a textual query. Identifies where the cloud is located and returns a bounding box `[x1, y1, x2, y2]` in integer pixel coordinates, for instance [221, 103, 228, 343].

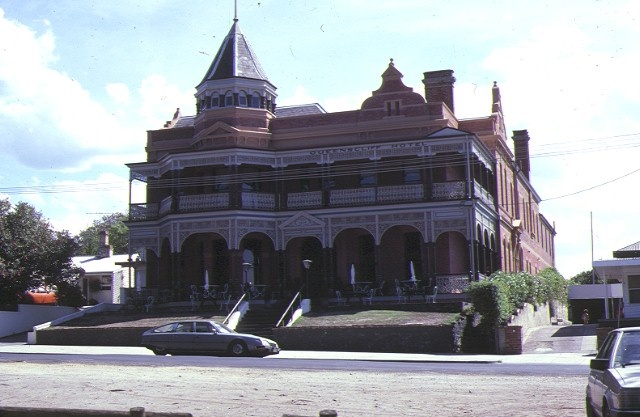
[0, 10, 192, 172]
[105, 83, 131, 105]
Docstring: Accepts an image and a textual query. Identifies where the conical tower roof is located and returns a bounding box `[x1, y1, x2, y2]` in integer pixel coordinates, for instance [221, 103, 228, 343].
[198, 19, 269, 86]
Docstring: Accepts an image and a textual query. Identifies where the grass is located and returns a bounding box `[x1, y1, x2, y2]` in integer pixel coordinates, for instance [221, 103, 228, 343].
[293, 309, 459, 327]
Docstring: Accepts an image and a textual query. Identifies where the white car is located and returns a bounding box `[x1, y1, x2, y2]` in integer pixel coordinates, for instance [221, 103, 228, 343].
[141, 320, 280, 357]
[586, 326, 640, 416]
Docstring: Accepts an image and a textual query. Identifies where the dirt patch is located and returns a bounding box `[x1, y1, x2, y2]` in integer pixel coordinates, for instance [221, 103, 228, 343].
[0, 360, 586, 417]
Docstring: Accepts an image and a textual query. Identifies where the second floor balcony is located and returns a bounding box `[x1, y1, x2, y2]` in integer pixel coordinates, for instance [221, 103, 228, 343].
[130, 180, 491, 221]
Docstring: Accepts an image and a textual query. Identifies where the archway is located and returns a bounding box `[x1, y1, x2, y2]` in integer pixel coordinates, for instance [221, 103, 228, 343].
[333, 228, 375, 291]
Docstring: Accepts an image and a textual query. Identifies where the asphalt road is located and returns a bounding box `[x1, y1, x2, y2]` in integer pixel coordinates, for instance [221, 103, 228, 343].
[0, 324, 597, 416]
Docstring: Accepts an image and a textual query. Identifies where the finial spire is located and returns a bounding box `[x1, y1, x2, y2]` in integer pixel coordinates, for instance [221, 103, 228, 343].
[234, 0, 238, 22]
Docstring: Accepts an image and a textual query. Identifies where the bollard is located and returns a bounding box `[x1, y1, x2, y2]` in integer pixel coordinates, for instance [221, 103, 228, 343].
[319, 411, 338, 417]
[129, 407, 145, 417]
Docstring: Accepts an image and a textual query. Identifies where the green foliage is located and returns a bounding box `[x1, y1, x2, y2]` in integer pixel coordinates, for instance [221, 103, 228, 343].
[467, 279, 513, 326]
[570, 269, 600, 285]
[75, 213, 128, 256]
[467, 268, 568, 329]
[0, 199, 82, 306]
[538, 267, 568, 303]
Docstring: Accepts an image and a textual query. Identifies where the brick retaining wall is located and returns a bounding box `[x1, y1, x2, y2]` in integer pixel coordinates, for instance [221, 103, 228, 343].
[272, 324, 455, 353]
[36, 327, 145, 346]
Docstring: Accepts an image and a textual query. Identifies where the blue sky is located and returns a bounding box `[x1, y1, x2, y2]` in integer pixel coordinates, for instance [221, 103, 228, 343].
[1, 0, 639, 279]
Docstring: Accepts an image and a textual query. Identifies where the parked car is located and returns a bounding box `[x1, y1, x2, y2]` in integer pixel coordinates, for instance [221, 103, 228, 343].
[586, 327, 640, 417]
[141, 320, 280, 357]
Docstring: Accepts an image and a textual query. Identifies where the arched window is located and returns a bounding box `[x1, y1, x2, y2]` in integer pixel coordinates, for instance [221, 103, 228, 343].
[238, 90, 248, 107]
[225, 92, 234, 107]
[211, 92, 220, 108]
[251, 94, 261, 108]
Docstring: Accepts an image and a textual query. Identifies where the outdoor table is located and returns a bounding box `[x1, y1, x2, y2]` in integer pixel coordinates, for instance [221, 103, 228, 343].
[199, 285, 220, 308]
[249, 284, 268, 300]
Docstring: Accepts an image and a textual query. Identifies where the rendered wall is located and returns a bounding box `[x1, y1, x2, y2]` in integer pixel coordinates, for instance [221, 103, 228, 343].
[0, 305, 77, 338]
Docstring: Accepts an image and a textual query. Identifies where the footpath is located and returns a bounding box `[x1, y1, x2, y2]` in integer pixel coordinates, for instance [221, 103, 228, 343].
[0, 324, 598, 365]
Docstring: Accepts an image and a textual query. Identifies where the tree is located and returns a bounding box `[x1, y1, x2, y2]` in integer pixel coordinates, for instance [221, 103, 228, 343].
[75, 213, 128, 256]
[570, 269, 601, 285]
[0, 199, 83, 307]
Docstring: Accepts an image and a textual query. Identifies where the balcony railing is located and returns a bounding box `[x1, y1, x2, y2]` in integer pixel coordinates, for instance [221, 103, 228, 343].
[432, 181, 466, 200]
[330, 187, 375, 206]
[287, 191, 322, 209]
[129, 181, 492, 221]
[129, 203, 159, 221]
[242, 192, 275, 210]
[435, 274, 470, 294]
[377, 184, 423, 202]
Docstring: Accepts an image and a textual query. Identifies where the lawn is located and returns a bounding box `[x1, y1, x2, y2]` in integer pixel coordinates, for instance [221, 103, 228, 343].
[292, 309, 460, 327]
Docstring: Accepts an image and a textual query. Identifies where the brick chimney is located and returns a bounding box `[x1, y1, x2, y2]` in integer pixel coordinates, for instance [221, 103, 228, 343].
[512, 130, 531, 180]
[97, 229, 113, 259]
[422, 70, 456, 113]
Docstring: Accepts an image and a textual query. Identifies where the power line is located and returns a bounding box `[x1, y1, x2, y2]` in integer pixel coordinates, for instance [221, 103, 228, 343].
[541, 166, 640, 202]
[2, 130, 639, 196]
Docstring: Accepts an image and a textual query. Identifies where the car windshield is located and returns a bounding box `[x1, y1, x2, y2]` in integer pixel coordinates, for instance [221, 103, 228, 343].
[614, 331, 640, 367]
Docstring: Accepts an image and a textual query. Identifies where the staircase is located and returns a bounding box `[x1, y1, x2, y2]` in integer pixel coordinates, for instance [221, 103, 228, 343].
[234, 301, 288, 338]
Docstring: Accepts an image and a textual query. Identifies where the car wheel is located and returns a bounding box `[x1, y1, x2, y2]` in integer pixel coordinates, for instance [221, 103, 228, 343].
[152, 346, 168, 356]
[228, 340, 247, 356]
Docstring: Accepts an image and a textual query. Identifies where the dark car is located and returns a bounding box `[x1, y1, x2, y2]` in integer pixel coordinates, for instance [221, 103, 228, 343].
[141, 320, 280, 357]
[586, 327, 640, 416]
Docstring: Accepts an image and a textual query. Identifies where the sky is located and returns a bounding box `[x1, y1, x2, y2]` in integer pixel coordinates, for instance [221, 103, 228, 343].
[0, 0, 639, 279]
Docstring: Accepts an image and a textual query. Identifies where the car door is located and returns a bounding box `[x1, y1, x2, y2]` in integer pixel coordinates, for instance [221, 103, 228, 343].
[589, 331, 619, 413]
[170, 321, 196, 352]
[193, 321, 228, 354]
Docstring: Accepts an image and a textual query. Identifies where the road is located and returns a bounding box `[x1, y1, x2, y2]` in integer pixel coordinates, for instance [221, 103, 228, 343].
[0, 349, 590, 417]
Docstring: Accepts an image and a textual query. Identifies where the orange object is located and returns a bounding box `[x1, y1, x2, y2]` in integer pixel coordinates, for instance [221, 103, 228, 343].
[23, 291, 57, 305]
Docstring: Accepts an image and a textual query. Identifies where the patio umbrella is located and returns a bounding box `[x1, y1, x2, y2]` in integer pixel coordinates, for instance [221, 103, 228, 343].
[204, 270, 210, 290]
[410, 261, 416, 282]
[350, 264, 356, 288]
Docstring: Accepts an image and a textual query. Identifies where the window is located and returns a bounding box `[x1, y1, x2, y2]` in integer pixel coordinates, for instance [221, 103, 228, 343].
[225, 92, 234, 106]
[100, 275, 111, 290]
[359, 172, 376, 187]
[629, 275, 640, 303]
[175, 322, 193, 333]
[385, 100, 401, 116]
[597, 332, 618, 360]
[404, 167, 420, 183]
[195, 322, 214, 333]
[238, 91, 248, 107]
[251, 95, 261, 108]
[211, 96, 220, 107]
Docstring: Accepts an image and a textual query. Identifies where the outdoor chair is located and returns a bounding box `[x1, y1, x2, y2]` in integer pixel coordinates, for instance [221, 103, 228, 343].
[219, 293, 233, 312]
[425, 286, 438, 303]
[335, 290, 346, 306]
[190, 284, 201, 301]
[143, 296, 154, 313]
[396, 286, 407, 304]
[375, 281, 385, 296]
[363, 288, 375, 305]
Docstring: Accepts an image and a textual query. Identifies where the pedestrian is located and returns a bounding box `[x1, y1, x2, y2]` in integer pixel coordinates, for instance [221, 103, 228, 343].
[582, 309, 590, 325]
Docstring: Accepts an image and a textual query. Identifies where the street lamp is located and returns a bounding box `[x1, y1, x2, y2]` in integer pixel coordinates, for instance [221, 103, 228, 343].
[302, 259, 312, 297]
